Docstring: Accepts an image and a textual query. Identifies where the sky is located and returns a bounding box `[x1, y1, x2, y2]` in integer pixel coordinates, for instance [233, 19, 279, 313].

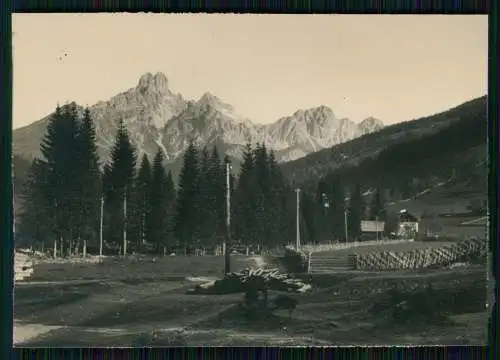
[12, 14, 487, 129]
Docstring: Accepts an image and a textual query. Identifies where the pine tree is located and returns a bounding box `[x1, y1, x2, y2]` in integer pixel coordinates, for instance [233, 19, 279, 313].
[266, 149, 291, 248]
[370, 188, 386, 221]
[328, 177, 346, 240]
[209, 146, 226, 246]
[17, 158, 51, 249]
[130, 154, 151, 245]
[347, 184, 363, 241]
[252, 143, 269, 248]
[315, 180, 331, 241]
[174, 141, 200, 254]
[146, 149, 171, 249]
[197, 146, 226, 250]
[103, 119, 137, 247]
[164, 170, 176, 249]
[197, 147, 212, 248]
[40, 103, 81, 255]
[233, 143, 256, 247]
[74, 108, 101, 251]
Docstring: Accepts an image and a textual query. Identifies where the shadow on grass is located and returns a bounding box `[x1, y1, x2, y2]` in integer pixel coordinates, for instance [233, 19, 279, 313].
[14, 282, 114, 324]
[14, 292, 91, 320]
[79, 291, 240, 328]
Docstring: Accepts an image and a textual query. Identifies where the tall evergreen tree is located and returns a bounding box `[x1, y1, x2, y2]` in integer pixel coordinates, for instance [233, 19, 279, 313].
[146, 149, 171, 248]
[197, 146, 226, 249]
[130, 154, 151, 245]
[347, 184, 363, 241]
[233, 143, 256, 247]
[266, 149, 291, 247]
[370, 187, 386, 221]
[315, 180, 332, 241]
[17, 158, 51, 249]
[174, 141, 200, 253]
[197, 147, 212, 247]
[164, 170, 176, 247]
[328, 177, 346, 240]
[103, 119, 137, 246]
[74, 108, 101, 250]
[40, 103, 81, 255]
[252, 143, 269, 248]
[210, 146, 226, 245]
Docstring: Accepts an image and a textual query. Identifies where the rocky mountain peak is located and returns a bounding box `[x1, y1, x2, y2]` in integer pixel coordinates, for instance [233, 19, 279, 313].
[137, 71, 169, 94]
[358, 116, 384, 135]
[198, 92, 224, 108]
[291, 106, 336, 122]
[13, 71, 386, 176]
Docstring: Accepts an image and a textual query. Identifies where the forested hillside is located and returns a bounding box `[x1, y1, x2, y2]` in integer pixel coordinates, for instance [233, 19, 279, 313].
[280, 96, 487, 187]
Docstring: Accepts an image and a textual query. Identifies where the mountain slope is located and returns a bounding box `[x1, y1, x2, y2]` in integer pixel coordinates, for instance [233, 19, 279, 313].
[13, 72, 384, 169]
[280, 96, 487, 187]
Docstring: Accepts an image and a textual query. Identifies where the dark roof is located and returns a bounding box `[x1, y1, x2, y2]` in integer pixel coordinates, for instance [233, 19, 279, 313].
[399, 211, 418, 222]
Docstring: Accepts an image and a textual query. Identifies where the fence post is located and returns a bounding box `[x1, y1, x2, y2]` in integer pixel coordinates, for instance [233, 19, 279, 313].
[307, 252, 312, 274]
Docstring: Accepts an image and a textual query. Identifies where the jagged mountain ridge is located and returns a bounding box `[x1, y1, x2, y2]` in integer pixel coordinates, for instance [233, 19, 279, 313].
[13, 72, 384, 168]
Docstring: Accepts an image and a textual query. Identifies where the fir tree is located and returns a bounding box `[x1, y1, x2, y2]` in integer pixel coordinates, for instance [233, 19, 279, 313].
[328, 177, 346, 240]
[39, 104, 81, 255]
[197, 147, 212, 247]
[174, 141, 200, 253]
[74, 108, 101, 250]
[17, 158, 51, 249]
[209, 146, 226, 245]
[252, 143, 269, 248]
[130, 154, 151, 245]
[315, 180, 331, 241]
[347, 184, 363, 241]
[146, 149, 171, 248]
[370, 188, 386, 221]
[233, 143, 256, 247]
[103, 119, 137, 246]
[266, 149, 291, 247]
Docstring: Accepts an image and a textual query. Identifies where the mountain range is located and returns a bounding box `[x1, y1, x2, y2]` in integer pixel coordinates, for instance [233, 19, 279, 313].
[13, 72, 384, 171]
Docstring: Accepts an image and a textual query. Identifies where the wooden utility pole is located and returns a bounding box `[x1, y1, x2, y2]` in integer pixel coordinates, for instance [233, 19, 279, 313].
[296, 188, 301, 250]
[344, 209, 349, 244]
[99, 195, 104, 257]
[224, 162, 232, 274]
[123, 187, 128, 256]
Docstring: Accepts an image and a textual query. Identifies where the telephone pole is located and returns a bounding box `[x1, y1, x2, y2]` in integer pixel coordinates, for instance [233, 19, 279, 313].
[99, 195, 104, 257]
[344, 209, 349, 244]
[123, 186, 128, 256]
[296, 188, 301, 250]
[224, 162, 232, 275]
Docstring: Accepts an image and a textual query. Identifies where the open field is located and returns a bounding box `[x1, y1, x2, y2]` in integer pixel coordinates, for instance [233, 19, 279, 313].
[14, 254, 489, 346]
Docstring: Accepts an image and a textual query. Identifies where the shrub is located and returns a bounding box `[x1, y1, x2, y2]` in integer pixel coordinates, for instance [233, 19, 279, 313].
[280, 247, 309, 273]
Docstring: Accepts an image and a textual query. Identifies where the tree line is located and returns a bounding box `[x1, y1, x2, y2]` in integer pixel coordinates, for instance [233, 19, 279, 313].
[17, 104, 395, 256]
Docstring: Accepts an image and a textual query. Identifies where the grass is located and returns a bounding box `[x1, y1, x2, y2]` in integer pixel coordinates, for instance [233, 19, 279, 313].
[28, 255, 250, 282]
[14, 255, 488, 346]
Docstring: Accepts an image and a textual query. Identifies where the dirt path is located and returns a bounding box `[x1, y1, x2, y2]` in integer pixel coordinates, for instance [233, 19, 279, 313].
[14, 321, 63, 344]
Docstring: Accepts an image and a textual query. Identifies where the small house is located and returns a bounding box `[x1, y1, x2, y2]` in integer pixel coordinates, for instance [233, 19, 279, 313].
[397, 209, 419, 239]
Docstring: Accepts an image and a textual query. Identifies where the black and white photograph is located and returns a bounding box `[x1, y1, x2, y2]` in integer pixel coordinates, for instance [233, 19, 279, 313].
[12, 14, 489, 346]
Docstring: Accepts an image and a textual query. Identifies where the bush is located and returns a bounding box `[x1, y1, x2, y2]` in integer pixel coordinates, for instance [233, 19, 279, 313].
[279, 247, 309, 273]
